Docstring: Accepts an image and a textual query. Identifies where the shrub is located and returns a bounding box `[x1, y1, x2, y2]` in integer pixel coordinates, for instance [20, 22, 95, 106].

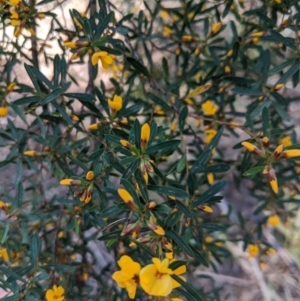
[1, 0, 300, 300]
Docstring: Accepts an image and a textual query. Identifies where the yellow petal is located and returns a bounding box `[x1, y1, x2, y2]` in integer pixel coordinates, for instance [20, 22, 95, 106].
[283, 149, 300, 158]
[140, 264, 173, 296]
[0, 106, 8, 117]
[241, 141, 256, 152]
[268, 214, 280, 227]
[86, 171, 94, 181]
[118, 188, 133, 203]
[141, 123, 150, 142]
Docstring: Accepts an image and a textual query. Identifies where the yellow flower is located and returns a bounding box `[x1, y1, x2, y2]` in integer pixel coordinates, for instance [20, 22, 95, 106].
[141, 123, 150, 149]
[224, 65, 231, 74]
[273, 83, 284, 91]
[118, 188, 137, 211]
[60, 179, 81, 186]
[279, 136, 292, 147]
[7, 0, 20, 5]
[251, 31, 264, 37]
[241, 141, 262, 156]
[282, 149, 300, 158]
[0, 106, 8, 117]
[211, 22, 222, 35]
[45, 285, 65, 301]
[171, 263, 186, 289]
[11, 19, 21, 26]
[268, 214, 280, 227]
[88, 123, 101, 130]
[262, 136, 269, 147]
[63, 41, 77, 48]
[0, 201, 9, 210]
[204, 128, 217, 144]
[10, 9, 19, 20]
[140, 258, 173, 296]
[248, 244, 259, 257]
[0, 247, 9, 261]
[227, 49, 233, 57]
[201, 100, 218, 116]
[112, 255, 141, 299]
[268, 167, 278, 194]
[160, 10, 169, 19]
[182, 35, 193, 42]
[163, 26, 172, 37]
[118, 188, 133, 204]
[36, 13, 46, 19]
[6, 82, 16, 92]
[23, 150, 37, 157]
[85, 171, 94, 181]
[91, 51, 114, 68]
[200, 205, 213, 213]
[207, 173, 214, 184]
[273, 144, 283, 158]
[147, 216, 165, 236]
[108, 95, 123, 112]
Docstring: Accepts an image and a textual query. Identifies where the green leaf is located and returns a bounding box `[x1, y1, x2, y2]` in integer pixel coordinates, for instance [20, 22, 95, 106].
[276, 62, 300, 84]
[14, 96, 41, 106]
[146, 92, 172, 111]
[24, 64, 41, 95]
[126, 57, 150, 77]
[195, 163, 230, 173]
[134, 169, 149, 202]
[176, 153, 186, 173]
[268, 58, 296, 76]
[147, 185, 189, 198]
[122, 159, 139, 179]
[94, 11, 114, 40]
[179, 106, 188, 131]
[231, 87, 262, 96]
[164, 210, 182, 229]
[40, 88, 63, 105]
[272, 101, 290, 121]
[250, 100, 272, 119]
[175, 200, 193, 218]
[146, 140, 181, 157]
[200, 223, 227, 231]
[166, 230, 194, 256]
[120, 178, 141, 209]
[190, 149, 211, 174]
[262, 107, 269, 136]
[0, 266, 26, 283]
[30, 233, 39, 267]
[64, 93, 95, 102]
[173, 275, 205, 301]
[207, 126, 224, 150]
[191, 180, 226, 208]
[243, 166, 265, 176]
[99, 206, 123, 218]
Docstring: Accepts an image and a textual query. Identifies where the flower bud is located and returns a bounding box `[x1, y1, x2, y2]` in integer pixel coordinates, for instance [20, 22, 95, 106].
[268, 167, 278, 194]
[210, 22, 222, 36]
[88, 123, 101, 130]
[267, 214, 280, 227]
[141, 123, 150, 150]
[241, 141, 263, 156]
[60, 179, 81, 186]
[262, 137, 269, 148]
[273, 83, 284, 91]
[281, 149, 300, 158]
[273, 144, 283, 158]
[86, 171, 94, 181]
[118, 188, 138, 211]
[182, 35, 193, 42]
